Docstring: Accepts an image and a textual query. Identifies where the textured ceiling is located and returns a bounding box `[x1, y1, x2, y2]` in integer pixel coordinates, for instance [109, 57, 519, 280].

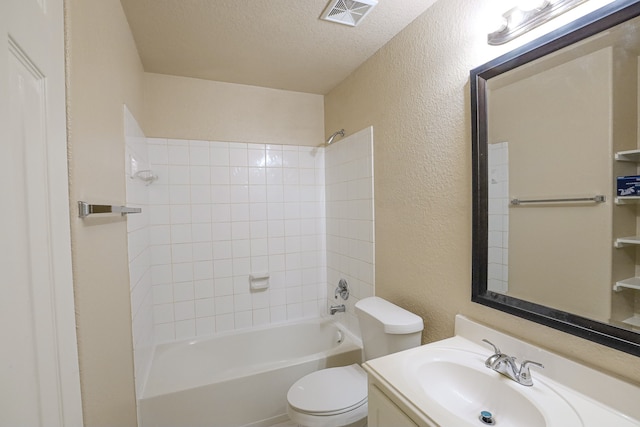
[120, 0, 438, 94]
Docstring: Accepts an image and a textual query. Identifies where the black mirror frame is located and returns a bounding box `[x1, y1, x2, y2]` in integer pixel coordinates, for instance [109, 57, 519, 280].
[471, 0, 640, 357]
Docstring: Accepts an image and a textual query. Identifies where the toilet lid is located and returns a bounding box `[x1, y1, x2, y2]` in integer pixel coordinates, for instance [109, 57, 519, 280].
[287, 364, 368, 415]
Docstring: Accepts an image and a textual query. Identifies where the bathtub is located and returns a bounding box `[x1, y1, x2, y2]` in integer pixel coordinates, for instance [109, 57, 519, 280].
[139, 318, 363, 427]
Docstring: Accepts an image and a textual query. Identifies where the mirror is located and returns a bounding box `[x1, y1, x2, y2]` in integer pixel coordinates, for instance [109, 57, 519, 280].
[472, 0, 640, 356]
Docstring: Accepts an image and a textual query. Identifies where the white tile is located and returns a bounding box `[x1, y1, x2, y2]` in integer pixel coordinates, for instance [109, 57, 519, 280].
[154, 323, 175, 343]
[151, 245, 171, 265]
[214, 277, 234, 296]
[215, 295, 234, 314]
[196, 317, 216, 336]
[234, 294, 252, 311]
[193, 261, 214, 280]
[270, 305, 287, 323]
[193, 242, 213, 261]
[250, 221, 268, 239]
[170, 185, 191, 204]
[234, 311, 252, 329]
[190, 146, 210, 166]
[210, 146, 230, 166]
[232, 239, 251, 258]
[212, 241, 233, 260]
[175, 319, 196, 340]
[248, 147, 266, 167]
[194, 279, 214, 299]
[191, 205, 212, 223]
[215, 313, 234, 332]
[168, 145, 190, 165]
[192, 223, 212, 242]
[211, 166, 230, 185]
[174, 301, 195, 321]
[229, 185, 249, 203]
[230, 146, 248, 167]
[190, 166, 210, 185]
[230, 167, 249, 185]
[171, 244, 193, 263]
[251, 238, 268, 257]
[153, 304, 174, 323]
[151, 264, 172, 285]
[170, 205, 191, 224]
[214, 259, 233, 278]
[266, 168, 282, 185]
[172, 263, 194, 282]
[169, 165, 190, 185]
[150, 205, 170, 225]
[211, 185, 231, 204]
[152, 284, 173, 305]
[231, 222, 251, 240]
[251, 256, 269, 273]
[268, 237, 285, 255]
[249, 185, 267, 203]
[195, 298, 215, 317]
[173, 282, 194, 302]
[171, 224, 192, 243]
[231, 204, 250, 221]
[212, 204, 231, 222]
[212, 222, 232, 241]
[282, 150, 299, 168]
[233, 257, 251, 276]
[253, 308, 270, 326]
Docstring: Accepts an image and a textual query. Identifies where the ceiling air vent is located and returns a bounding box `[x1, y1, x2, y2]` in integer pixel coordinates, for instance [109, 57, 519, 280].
[320, 0, 378, 27]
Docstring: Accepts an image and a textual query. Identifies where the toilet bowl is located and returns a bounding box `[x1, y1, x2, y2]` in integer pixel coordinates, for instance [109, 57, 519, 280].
[286, 297, 424, 427]
[287, 364, 368, 427]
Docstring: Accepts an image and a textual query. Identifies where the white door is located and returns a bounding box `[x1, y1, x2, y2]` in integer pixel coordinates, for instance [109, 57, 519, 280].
[0, 0, 83, 426]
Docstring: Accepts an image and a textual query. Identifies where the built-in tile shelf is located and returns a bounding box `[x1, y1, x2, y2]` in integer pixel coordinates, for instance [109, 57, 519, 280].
[613, 277, 640, 292]
[615, 196, 640, 204]
[613, 236, 640, 248]
[615, 148, 640, 162]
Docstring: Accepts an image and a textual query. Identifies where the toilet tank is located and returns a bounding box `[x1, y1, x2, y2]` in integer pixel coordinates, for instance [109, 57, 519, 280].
[355, 297, 424, 361]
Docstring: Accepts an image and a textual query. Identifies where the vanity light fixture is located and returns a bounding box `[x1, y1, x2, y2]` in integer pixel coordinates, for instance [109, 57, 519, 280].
[488, 0, 589, 45]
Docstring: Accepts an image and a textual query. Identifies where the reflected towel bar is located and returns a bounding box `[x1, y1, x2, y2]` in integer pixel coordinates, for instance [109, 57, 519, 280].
[78, 201, 142, 218]
[510, 195, 606, 205]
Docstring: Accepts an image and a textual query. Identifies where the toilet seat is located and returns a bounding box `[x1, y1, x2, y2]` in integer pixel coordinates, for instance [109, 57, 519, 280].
[287, 364, 368, 416]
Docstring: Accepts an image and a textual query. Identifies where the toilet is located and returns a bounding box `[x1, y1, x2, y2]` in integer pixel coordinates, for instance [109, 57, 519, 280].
[286, 297, 424, 427]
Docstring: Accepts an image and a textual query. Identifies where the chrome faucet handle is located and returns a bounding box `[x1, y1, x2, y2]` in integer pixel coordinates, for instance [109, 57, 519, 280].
[517, 360, 544, 386]
[482, 339, 501, 354]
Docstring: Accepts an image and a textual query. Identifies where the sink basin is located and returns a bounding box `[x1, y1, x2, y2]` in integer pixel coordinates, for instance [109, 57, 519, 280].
[403, 348, 583, 427]
[364, 317, 640, 427]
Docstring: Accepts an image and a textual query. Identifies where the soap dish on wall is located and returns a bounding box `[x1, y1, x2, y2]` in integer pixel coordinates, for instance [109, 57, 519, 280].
[249, 273, 270, 291]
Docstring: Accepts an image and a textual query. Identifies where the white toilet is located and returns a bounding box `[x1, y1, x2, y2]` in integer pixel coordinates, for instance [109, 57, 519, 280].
[286, 296, 424, 427]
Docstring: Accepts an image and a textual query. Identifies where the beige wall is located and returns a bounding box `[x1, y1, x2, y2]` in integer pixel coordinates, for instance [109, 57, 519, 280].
[65, 0, 142, 424]
[325, 0, 640, 384]
[143, 73, 324, 146]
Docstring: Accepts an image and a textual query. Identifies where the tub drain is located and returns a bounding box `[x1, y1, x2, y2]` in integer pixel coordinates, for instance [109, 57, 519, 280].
[479, 410, 495, 425]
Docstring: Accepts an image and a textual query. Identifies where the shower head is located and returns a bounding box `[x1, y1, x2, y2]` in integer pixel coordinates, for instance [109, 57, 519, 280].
[326, 129, 345, 145]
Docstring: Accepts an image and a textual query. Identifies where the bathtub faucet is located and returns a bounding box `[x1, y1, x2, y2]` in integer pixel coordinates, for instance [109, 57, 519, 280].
[330, 304, 346, 315]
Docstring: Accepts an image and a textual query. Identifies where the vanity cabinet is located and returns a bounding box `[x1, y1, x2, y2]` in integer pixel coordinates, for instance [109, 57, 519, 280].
[367, 385, 420, 427]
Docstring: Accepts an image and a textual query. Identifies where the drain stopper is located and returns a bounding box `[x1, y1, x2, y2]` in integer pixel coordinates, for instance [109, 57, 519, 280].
[479, 410, 495, 425]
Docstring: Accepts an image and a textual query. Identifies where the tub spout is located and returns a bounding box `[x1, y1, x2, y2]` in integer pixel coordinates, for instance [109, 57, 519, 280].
[330, 304, 346, 315]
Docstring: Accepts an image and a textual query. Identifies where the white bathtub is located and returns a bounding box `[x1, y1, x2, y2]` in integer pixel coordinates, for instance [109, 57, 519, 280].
[139, 318, 363, 427]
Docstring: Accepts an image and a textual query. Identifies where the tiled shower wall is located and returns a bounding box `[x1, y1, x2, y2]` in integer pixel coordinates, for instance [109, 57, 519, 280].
[324, 127, 375, 334]
[146, 138, 327, 342]
[124, 108, 154, 398]
[487, 141, 509, 293]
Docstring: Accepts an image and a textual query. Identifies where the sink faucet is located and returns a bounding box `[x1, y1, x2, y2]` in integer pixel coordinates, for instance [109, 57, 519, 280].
[482, 339, 544, 386]
[330, 304, 345, 315]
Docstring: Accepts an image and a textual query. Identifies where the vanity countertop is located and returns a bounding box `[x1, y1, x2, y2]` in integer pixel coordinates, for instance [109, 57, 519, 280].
[363, 315, 640, 427]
